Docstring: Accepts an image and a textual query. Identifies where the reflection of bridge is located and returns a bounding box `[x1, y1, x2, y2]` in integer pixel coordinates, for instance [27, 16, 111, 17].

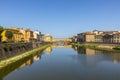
[52, 45, 72, 48]
[52, 38, 72, 42]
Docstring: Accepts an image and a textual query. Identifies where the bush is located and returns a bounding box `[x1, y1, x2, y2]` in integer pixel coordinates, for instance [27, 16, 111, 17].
[113, 46, 120, 50]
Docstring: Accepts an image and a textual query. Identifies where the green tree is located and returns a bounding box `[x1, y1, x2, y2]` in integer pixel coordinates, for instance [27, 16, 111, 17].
[5, 30, 13, 39]
[0, 26, 3, 33]
[0, 26, 4, 42]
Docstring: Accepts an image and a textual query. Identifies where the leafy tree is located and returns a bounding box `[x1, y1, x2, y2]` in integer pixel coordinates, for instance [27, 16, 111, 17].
[0, 26, 4, 42]
[0, 26, 3, 33]
[5, 30, 13, 39]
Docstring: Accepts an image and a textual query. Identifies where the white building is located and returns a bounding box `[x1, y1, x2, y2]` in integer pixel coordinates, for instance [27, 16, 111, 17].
[33, 30, 42, 42]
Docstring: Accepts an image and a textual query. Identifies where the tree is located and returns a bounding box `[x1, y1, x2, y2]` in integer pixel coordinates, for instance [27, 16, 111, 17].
[0, 26, 3, 33]
[0, 26, 4, 42]
[5, 30, 13, 39]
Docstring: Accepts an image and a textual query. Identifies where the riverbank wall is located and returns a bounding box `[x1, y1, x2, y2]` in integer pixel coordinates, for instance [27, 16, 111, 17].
[0, 44, 50, 69]
[0, 42, 46, 59]
[71, 43, 120, 52]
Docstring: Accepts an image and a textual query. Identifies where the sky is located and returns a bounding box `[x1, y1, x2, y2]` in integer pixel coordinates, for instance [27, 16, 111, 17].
[0, 0, 120, 38]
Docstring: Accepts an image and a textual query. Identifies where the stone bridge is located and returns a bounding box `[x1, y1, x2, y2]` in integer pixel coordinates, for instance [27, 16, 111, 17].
[52, 38, 72, 46]
[52, 38, 72, 42]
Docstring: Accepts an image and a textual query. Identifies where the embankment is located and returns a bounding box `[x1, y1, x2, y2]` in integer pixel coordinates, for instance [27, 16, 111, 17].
[0, 44, 50, 69]
[0, 42, 45, 59]
[71, 43, 120, 52]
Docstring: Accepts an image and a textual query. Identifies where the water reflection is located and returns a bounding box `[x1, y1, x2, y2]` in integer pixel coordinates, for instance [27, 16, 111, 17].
[72, 45, 120, 66]
[2, 44, 120, 80]
[0, 51, 43, 80]
[45, 44, 72, 54]
[52, 41, 72, 48]
[45, 46, 52, 54]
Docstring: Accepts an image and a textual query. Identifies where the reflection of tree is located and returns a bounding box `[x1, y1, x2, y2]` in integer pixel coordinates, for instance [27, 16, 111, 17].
[77, 46, 86, 54]
[72, 45, 86, 54]
[71, 45, 77, 51]
[71, 45, 120, 67]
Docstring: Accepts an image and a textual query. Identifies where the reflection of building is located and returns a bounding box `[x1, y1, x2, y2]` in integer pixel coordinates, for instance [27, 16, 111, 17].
[20, 58, 33, 68]
[44, 34, 52, 42]
[45, 46, 52, 54]
[72, 45, 120, 67]
[33, 55, 40, 61]
[86, 48, 95, 55]
[52, 45, 72, 48]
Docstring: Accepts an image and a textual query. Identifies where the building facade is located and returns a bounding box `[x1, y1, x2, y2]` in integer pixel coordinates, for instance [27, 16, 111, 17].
[25, 29, 34, 42]
[44, 34, 52, 42]
[1, 28, 23, 42]
[71, 36, 77, 43]
[76, 30, 120, 44]
[33, 30, 42, 42]
[77, 32, 95, 43]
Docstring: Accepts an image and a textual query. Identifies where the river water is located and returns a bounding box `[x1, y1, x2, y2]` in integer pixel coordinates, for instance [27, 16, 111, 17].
[1, 45, 120, 80]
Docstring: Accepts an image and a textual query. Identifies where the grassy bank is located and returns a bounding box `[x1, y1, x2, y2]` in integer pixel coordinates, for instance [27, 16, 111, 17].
[71, 43, 120, 53]
[0, 44, 51, 69]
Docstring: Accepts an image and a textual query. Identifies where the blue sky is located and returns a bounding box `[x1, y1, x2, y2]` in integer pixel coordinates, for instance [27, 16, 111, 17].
[0, 0, 120, 38]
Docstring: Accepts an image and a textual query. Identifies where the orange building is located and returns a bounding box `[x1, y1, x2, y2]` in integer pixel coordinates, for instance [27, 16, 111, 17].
[25, 29, 35, 42]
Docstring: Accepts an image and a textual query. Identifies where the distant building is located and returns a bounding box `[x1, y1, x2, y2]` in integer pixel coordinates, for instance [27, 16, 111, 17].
[77, 32, 95, 43]
[71, 36, 77, 43]
[41, 34, 45, 42]
[33, 30, 42, 42]
[25, 28, 34, 42]
[19, 28, 26, 41]
[93, 30, 119, 43]
[113, 32, 120, 43]
[76, 30, 120, 44]
[44, 34, 52, 42]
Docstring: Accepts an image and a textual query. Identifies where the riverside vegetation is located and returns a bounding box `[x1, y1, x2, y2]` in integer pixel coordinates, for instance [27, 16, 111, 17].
[71, 43, 120, 53]
[0, 43, 51, 69]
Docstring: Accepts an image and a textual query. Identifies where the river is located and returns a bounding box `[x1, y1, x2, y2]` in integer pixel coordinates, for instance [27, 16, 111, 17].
[1, 44, 120, 80]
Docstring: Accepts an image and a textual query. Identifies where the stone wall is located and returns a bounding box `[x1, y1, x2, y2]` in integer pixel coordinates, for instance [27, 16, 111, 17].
[0, 42, 42, 59]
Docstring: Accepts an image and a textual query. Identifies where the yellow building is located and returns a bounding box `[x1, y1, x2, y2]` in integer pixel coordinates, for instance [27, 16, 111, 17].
[44, 34, 52, 42]
[77, 32, 95, 43]
[85, 32, 95, 42]
[19, 28, 26, 41]
[25, 29, 34, 42]
[1, 28, 23, 42]
[1, 30, 11, 42]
